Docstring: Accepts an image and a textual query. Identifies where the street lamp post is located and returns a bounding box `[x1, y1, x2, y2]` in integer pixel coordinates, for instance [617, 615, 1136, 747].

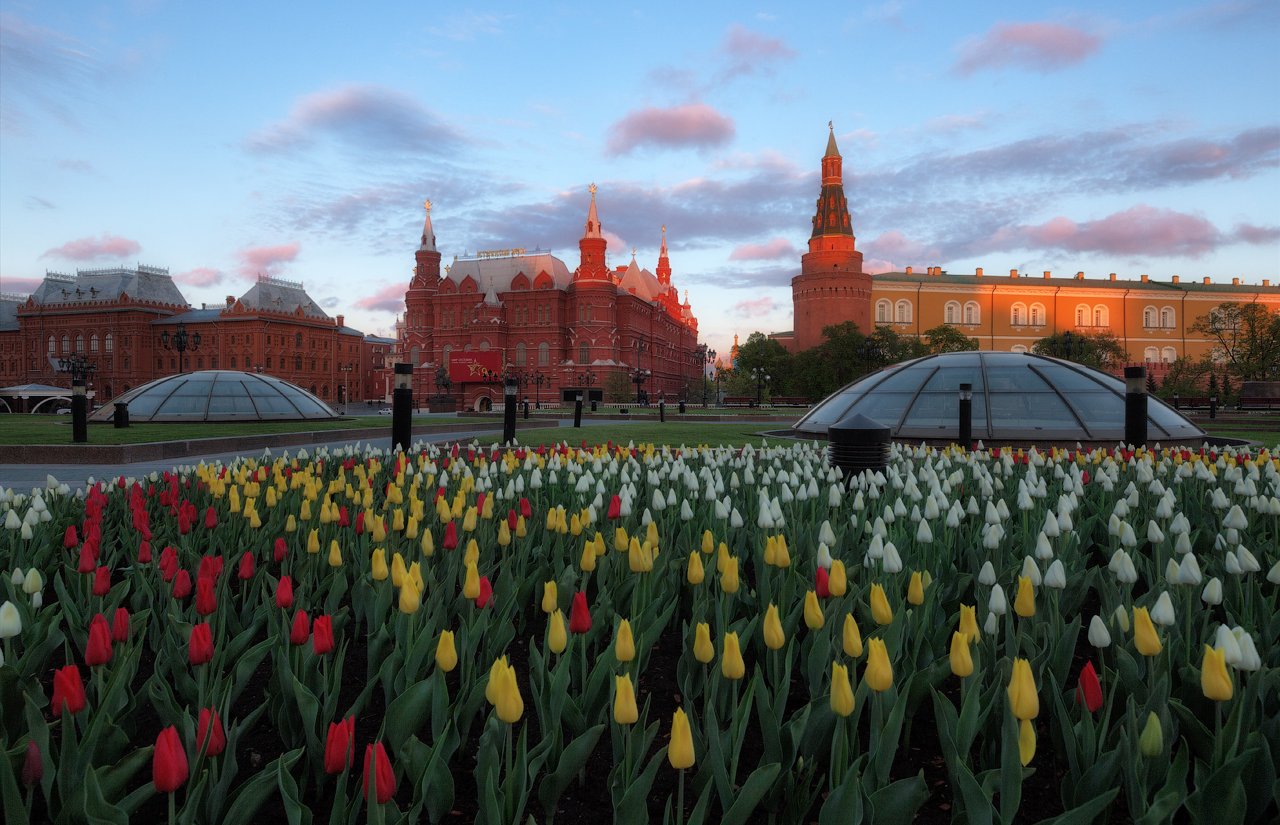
[631, 368, 651, 405]
[751, 366, 770, 407]
[531, 372, 549, 409]
[702, 346, 717, 408]
[57, 353, 96, 443]
[159, 322, 201, 374]
[339, 363, 355, 413]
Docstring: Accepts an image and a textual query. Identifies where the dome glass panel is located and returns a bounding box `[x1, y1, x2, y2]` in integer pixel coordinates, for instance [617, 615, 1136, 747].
[89, 370, 340, 423]
[794, 351, 1205, 444]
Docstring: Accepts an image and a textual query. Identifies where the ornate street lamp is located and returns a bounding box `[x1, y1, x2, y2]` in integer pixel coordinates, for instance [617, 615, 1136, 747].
[702, 346, 717, 407]
[631, 368, 651, 405]
[752, 366, 771, 407]
[56, 353, 96, 443]
[338, 363, 355, 410]
[159, 322, 201, 374]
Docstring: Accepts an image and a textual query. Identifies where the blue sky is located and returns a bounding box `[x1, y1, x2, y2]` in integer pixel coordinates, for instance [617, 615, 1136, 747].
[2, 0, 1277, 356]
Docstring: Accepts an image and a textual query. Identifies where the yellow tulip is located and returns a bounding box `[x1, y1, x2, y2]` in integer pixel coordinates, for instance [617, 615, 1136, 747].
[959, 604, 980, 642]
[435, 630, 457, 672]
[614, 527, 629, 552]
[497, 520, 511, 547]
[870, 584, 894, 626]
[1201, 644, 1233, 701]
[842, 613, 863, 658]
[763, 604, 786, 650]
[907, 571, 925, 605]
[496, 664, 524, 724]
[391, 508, 405, 532]
[721, 557, 740, 594]
[668, 708, 695, 769]
[1014, 576, 1036, 618]
[463, 561, 480, 599]
[569, 514, 582, 536]
[774, 537, 791, 568]
[421, 530, 434, 557]
[285, 514, 297, 533]
[548, 610, 567, 654]
[370, 516, 386, 543]
[541, 581, 558, 613]
[516, 515, 527, 538]
[830, 662, 855, 717]
[614, 674, 638, 725]
[628, 536, 642, 557]
[1133, 607, 1162, 656]
[701, 530, 714, 554]
[1018, 719, 1036, 766]
[371, 549, 389, 581]
[408, 561, 424, 594]
[721, 632, 746, 680]
[485, 657, 508, 705]
[463, 539, 479, 567]
[1006, 658, 1039, 720]
[390, 553, 407, 587]
[405, 515, 419, 539]
[687, 552, 704, 584]
[949, 631, 973, 678]
[828, 560, 848, 597]
[328, 539, 343, 567]
[580, 541, 597, 572]
[614, 619, 635, 663]
[462, 507, 478, 532]
[865, 638, 893, 692]
[593, 532, 606, 556]
[693, 623, 714, 664]
[306, 529, 320, 554]
[763, 536, 777, 566]
[803, 590, 825, 630]
[399, 579, 421, 614]
[645, 522, 659, 547]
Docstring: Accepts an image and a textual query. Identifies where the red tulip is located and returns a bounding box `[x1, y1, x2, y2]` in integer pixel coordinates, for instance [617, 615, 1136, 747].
[237, 551, 254, 581]
[338, 505, 350, 528]
[569, 591, 592, 634]
[1076, 661, 1104, 713]
[816, 567, 830, 599]
[475, 576, 493, 608]
[607, 495, 622, 519]
[290, 611, 311, 646]
[362, 742, 396, 803]
[312, 615, 334, 655]
[172, 569, 192, 599]
[198, 555, 224, 580]
[51, 665, 86, 716]
[77, 544, 97, 574]
[324, 716, 356, 774]
[355, 510, 365, 535]
[137, 540, 152, 563]
[507, 509, 518, 530]
[204, 507, 218, 530]
[92, 566, 111, 597]
[520, 497, 532, 519]
[196, 708, 226, 756]
[63, 525, 79, 548]
[442, 521, 458, 550]
[152, 726, 188, 793]
[189, 622, 214, 665]
[111, 607, 130, 643]
[475, 493, 487, 514]
[21, 741, 42, 787]
[195, 575, 217, 616]
[273, 537, 287, 563]
[275, 576, 294, 609]
[85, 613, 113, 667]
[159, 546, 178, 580]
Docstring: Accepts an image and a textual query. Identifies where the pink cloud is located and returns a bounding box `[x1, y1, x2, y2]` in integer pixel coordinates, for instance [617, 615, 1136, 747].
[729, 238, 797, 261]
[863, 230, 942, 264]
[862, 258, 897, 274]
[355, 283, 406, 313]
[731, 297, 779, 318]
[1232, 223, 1280, 244]
[955, 22, 1101, 75]
[236, 242, 300, 279]
[721, 24, 796, 79]
[40, 234, 141, 261]
[174, 267, 225, 287]
[1, 276, 42, 294]
[606, 104, 735, 155]
[992, 205, 1220, 257]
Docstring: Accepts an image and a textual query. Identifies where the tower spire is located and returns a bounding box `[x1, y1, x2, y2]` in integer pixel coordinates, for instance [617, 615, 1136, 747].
[824, 121, 839, 158]
[420, 199, 437, 251]
[814, 123, 853, 237]
[575, 184, 609, 281]
[584, 183, 603, 238]
[656, 224, 672, 286]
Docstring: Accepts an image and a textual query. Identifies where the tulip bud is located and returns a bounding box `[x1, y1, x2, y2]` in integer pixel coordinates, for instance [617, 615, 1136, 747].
[958, 604, 980, 642]
[312, 615, 334, 656]
[1087, 615, 1111, 648]
[1201, 644, 1233, 701]
[547, 610, 567, 654]
[541, 581, 558, 613]
[1132, 607, 1162, 656]
[989, 584, 1007, 617]
[21, 741, 41, 787]
[1201, 577, 1223, 606]
[1006, 658, 1039, 720]
[1018, 718, 1036, 766]
[721, 632, 745, 680]
[614, 619, 635, 662]
[1138, 712, 1163, 757]
[152, 727, 189, 793]
[693, 622, 714, 664]
[842, 613, 863, 658]
[614, 674, 639, 725]
[0, 601, 21, 639]
[1044, 560, 1066, 590]
[1149, 592, 1175, 626]
[370, 549, 388, 581]
[865, 638, 893, 692]
[362, 742, 396, 804]
[495, 663, 524, 723]
[1014, 577, 1035, 617]
[462, 561, 480, 599]
[196, 708, 226, 757]
[907, 571, 925, 606]
[763, 604, 786, 650]
[830, 662, 855, 717]
[324, 717, 355, 774]
[870, 584, 893, 626]
[828, 560, 848, 597]
[668, 708, 695, 769]
[85, 613, 112, 667]
[686, 552, 704, 584]
[721, 557, 740, 594]
[803, 590, 825, 630]
[399, 578, 421, 614]
[435, 630, 457, 672]
[949, 631, 974, 678]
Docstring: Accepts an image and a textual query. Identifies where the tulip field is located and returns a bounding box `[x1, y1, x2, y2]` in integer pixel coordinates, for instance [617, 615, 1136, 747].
[1, 437, 1278, 824]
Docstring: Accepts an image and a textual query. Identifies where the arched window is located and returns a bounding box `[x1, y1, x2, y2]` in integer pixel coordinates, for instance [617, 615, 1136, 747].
[1143, 306, 1156, 328]
[578, 342, 589, 364]
[895, 300, 912, 323]
[1160, 306, 1175, 328]
[1011, 344, 1028, 353]
[1075, 304, 1088, 326]
[1029, 303, 1045, 327]
[47, 336, 55, 355]
[410, 346, 420, 366]
[295, 332, 303, 348]
[1144, 347, 1158, 362]
[1161, 347, 1177, 363]
[944, 301, 961, 324]
[230, 356, 237, 368]
[74, 334, 84, 353]
[875, 300, 891, 323]
[538, 342, 549, 366]
[1093, 305, 1109, 327]
[294, 355, 302, 371]
[963, 301, 980, 325]
[105, 333, 113, 352]
[1011, 303, 1027, 326]
[61, 335, 70, 353]
[515, 343, 526, 366]
[478, 340, 490, 351]
[90, 334, 99, 353]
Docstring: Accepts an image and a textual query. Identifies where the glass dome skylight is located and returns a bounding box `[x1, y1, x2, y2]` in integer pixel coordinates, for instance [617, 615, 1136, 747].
[794, 351, 1205, 444]
[89, 370, 339, 423]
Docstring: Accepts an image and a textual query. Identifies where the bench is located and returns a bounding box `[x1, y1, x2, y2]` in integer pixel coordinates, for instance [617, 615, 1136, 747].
[1168, 396, 1214, 410]
[722, 396, 755, 407]
[769, 396, 811, 407]
[1238, 397, 1280, 411]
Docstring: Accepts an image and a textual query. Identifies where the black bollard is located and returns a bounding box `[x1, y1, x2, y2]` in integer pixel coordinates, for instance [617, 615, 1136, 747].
[958, 382, 973, 450]
[523, 399, 530, 420]
[827, 412, 890, 477]
[659, 399, 666, 422]
[573, 393, 583, 428]
[1124, 366, 1148, 447]
[503, 378, 518, 444]
[71, 380, 87, 443]
[391, 363, 413, 454]
[1209, 394, 1218, 420]
[1172, 393, 1180, 410]
[113, 401, 129, 428]
[678, 400, 686, 414]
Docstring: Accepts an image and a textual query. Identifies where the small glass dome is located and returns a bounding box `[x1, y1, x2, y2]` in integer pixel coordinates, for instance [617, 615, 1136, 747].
[794, 351, 1205, 444]
[89, 371, 339, 423]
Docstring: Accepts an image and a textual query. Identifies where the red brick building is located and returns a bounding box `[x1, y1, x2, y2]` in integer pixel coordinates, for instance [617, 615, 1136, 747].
[396, 188, 702, 409]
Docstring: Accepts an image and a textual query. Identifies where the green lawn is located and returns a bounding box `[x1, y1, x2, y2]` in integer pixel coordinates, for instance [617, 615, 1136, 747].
[0, 415, 469, 446]
[502, 421, 787, 448]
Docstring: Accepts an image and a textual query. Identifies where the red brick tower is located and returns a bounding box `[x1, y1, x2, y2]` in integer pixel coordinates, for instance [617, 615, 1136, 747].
[403, 200, 440, 384]
[574, 184, 610, 282]
[791, 123, 871, 350]
[570, 184, 616, 368]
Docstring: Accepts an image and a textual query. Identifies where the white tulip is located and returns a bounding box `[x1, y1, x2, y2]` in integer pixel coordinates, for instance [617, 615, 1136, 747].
[1201, 577, 1223, 606]
[1045, 560, 1066, 590]
[818, 520, 836, 547]
[1146, 521, 1164, 544]
[989, 584, 1007, 616]
[1268, 560, 1280, 585]
[1173, 533, 1193, 555]
[0, 601, 20, 638]
[1088, 615, 1111, 648]
[1020, 556, 1042, 586]
[3, 510, 19, 530]
[816, 543, 833, 569]
[21, 569, 42, 595]
[1041, 509, 1060, 538]
[9, 568, 22, 586]
[1214, 625, 1243, 666]
[1224, 553, 1243, 576]
[1112, 605, 1131, 633]
[1150, 592, 1176, 626]
[730, 509, 744, 528]
[19, 524, 31, 541]
[30, 592, 41, 610]
[978, 561, 997, 586]
[882, 542, 903, 573]
[1164, 558, 1181, 582]
[1231, 628, 1261, 671]
[1178, 554, 1202, 586]
[1236, 547, 1260, 573]
[915, 520, 933, 544]
[1222, 504, 1249, 530]
[1119, 522, 1138, 548]
[984, 611, 999, 636]
[1035, 533, 1055, 560]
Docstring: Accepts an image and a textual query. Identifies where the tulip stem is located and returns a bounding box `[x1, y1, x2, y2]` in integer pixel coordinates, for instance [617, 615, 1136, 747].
[168, 789, 176, 825]
[676, 768, 685, 825]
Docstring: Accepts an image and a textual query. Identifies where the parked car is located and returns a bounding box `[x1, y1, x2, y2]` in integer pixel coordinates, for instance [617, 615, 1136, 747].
[377, 408, 392, 415]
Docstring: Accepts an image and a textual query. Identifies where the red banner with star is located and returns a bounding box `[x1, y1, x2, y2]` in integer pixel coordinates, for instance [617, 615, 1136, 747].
[449, 351, 504, 384]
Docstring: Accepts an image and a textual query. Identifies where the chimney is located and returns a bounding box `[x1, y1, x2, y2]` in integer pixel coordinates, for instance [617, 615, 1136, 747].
[337, 314, 345, 328]
[905, 266, 913, 274]
[975, 267, 984, 277]
[1232, 277, 1240, 286]
[1043, 270, 1051, 279]
[226, 295, 235, 306]
[1109, 273, 1116, 281]
[1076, 273, 1086, 280]
[1172, 275, 1180, 284]
[1264, 279, 1272, 287]
[1141, 274, 1149, 283]
[1009, 268, 1018, 277]
[1203, 277, 1211, 284]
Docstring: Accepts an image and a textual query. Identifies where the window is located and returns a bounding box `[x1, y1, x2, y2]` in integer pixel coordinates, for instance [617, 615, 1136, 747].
[538, 342, 549, 366]
[1143, 306, 1156, 328]
[90, 334, 99, 353]
[296, 333, 303, 348]
[1161, 347, 1177, 363]
[875, 300, 891, 323]
[231, 356, 237, 368]
[47, 336, 55, 355]
[1076, 304, 1089, 327]
[411, 346, 420, 366]
[74, 334, 83, 353]
[478, 340, 489, 351]
[442, 345, 452, 366]
[1160, 307, 1175, 328]
[1093, 305, 1109, 327]
[578, 343, 589, 364]
[964, 301, 980, 325]
[944, 301, 961, 324]
[294, 356, 302, 370]
[515, 343, 526, 366]
[61, 335, 70, 353]
[1011, 303, 1027, 326]
[895, 300, 912, 323]
[1029, 303, 1045, 327]
[1144, 347, 1159, 362]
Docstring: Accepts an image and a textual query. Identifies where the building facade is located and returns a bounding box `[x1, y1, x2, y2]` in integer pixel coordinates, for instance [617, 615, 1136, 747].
[774, 128, 1280, 369]
[396, 190, 702, 409]
[0, 267, 391, 408]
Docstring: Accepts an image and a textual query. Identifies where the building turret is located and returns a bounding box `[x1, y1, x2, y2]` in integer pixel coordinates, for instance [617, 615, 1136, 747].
[412, 200, 441, 287]
[656, 225, 671, 286]
[575, 184, 610, 282]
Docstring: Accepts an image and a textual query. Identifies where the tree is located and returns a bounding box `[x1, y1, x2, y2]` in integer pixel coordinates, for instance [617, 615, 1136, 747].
[1189, 302, 1280, 381]
[603, 372, 632, 403]
[922, 324, 979, 354]
[1156, 357, 1209, 399]
[1032, 331, 1127, 371]
[867, 325, 926, 368]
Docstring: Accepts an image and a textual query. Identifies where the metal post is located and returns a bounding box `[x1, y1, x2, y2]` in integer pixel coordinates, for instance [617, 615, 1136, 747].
[71, 380, 87, 443]
[392, 363, 413, 454]
[958, 382, 972, 450]
[1124, 366, 1147, 447]
[1210, 394, 1218, 420]
[659, 399, 665, 422]
[503, 378, 518, 444]
[523, 399, 530, 420]
[113, 401, 129, 428]
[573, 393, 583, 428]
[1172, 393, 1180, 410]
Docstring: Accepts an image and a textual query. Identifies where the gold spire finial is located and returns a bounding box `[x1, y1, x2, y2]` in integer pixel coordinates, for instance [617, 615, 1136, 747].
[588, 182, 597, 196]
[424, 199, 432, 213]
[631, 247, 637, 259]
[828, 120, 833, 131]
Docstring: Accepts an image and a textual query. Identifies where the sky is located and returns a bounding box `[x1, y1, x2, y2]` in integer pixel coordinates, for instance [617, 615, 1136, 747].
[1, 0, 1278, 358]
